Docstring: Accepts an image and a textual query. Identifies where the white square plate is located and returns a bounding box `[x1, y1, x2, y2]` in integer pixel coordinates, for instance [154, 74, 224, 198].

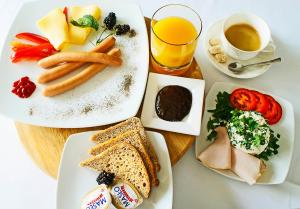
[141, 73, 205, 136]
[57, 130, 173, 209]
[195, 82, 295, 184]
[0, 0, 149, 128]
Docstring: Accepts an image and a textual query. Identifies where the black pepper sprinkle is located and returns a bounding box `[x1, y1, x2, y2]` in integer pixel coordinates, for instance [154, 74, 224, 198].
[28, 108, 33, 116]
[81, 104, 95, 114]
[119, 74, 133, 96]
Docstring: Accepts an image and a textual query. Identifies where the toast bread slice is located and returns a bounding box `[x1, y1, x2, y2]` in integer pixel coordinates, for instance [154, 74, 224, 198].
[89, 130, 159, 186]
[91, 117, 160, 171]
[80, 142, 150, 198]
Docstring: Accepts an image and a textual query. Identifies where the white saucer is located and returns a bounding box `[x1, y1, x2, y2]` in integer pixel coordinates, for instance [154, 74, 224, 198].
[204, 19, 276, 79]
[141, 73, 205, 136]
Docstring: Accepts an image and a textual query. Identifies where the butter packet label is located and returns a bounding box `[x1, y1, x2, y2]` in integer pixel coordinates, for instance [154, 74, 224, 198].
[81, 185, 112, 209]
[110, 179, 143, 209]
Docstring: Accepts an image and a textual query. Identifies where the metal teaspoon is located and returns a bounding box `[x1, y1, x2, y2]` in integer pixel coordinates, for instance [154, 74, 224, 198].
[228, 57, 282, 73]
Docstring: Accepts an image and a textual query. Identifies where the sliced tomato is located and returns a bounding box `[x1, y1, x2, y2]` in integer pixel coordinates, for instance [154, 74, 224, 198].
[251, 90, 269, 114]
[230, 88, 257, 111]
[263, 95, 282, 125]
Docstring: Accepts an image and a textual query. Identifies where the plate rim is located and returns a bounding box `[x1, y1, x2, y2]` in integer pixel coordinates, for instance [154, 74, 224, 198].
[195, 81, 295, 185]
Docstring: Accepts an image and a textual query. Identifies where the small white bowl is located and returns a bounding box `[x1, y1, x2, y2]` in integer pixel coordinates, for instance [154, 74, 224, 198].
[141, 73, 205, 136]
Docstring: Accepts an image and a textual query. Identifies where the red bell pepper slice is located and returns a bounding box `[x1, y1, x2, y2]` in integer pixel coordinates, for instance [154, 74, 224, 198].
[63, 6, 68, 22]
[11, 43, 57, 63]
[10, 41, 34, 52]
[15, 32, 49, 44]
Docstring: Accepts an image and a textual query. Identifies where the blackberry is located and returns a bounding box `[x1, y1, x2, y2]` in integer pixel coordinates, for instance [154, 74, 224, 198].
[115, 24, 130, 35]
[104, 12, 116, 30]
[128, 29, 136, 38]
[96, 171, 115, 186]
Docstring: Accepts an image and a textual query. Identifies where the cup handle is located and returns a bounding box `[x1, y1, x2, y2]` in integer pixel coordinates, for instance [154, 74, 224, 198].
[262, 40, 276, 53]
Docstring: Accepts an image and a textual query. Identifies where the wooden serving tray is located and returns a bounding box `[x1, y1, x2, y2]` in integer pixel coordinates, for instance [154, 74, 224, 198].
[15, 17, 203, 178]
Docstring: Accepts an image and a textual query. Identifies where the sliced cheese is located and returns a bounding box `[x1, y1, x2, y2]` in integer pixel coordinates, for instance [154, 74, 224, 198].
[37, 8, 68, 50]
[231, 147, 266, 185]
[68, 5, 101, 44]
[198, 127, 232, 169]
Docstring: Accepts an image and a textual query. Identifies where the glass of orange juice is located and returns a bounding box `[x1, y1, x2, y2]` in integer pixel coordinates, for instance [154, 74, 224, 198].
[151, 4, 202, 76]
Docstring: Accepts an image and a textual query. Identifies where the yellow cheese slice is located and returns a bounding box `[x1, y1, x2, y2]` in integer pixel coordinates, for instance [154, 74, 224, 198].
[68, 5, 101, 45]
[37, 8, 68, 50]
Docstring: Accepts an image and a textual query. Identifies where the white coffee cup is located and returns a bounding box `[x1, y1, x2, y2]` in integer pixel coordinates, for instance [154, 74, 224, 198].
[221, 12, 274, 60]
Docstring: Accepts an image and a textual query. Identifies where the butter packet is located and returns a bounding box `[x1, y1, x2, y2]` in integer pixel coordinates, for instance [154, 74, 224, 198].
[81, 184, 112, 209]
[110, 179, 143, 209]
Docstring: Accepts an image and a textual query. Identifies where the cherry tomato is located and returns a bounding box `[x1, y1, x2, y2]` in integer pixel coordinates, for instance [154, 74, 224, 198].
[251, 90, 269, 114]
[230, 88, 257, 111]
[263, 95, 282, 125]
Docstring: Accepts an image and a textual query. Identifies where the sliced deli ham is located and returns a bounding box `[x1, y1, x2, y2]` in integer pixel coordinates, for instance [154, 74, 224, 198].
[198, 127, 231, 169]
[231, 147, 266, 185]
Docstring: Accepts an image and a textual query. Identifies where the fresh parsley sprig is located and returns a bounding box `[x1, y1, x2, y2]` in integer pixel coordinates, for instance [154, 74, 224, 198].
[256, 131, 280, 161]
[207, 91, 233, 141]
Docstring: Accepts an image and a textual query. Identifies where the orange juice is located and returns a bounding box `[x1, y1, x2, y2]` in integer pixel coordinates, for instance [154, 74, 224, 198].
[151, 16, 198, 68]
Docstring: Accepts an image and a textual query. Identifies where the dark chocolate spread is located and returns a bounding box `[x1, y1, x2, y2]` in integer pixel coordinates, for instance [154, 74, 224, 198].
[155, 85, 192, 121]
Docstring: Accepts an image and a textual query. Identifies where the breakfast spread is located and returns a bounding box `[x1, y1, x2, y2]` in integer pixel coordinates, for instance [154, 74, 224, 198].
[81, 184, 112, 209]
[155, 85, 192, 121]
[198, 87, 282, 184]
[1, 1, 294, 208]
[80, 117, 160, 208]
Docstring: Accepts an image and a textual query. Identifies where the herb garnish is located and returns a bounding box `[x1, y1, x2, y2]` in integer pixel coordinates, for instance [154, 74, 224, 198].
[207, 91, 280, 161]
[257, 130, 280, 161]
[207, 91, 233, 141]
[70, 15, 99, 31]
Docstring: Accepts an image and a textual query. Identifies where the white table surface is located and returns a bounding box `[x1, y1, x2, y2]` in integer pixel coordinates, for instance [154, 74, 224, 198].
[0, 0, 299, 208]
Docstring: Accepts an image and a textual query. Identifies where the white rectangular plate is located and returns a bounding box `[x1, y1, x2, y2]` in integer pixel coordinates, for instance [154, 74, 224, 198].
[57, 130, 173, 209]
[195, 82, 295, 184]
[141, 73, 205, 136]
[0, 0, 149, 128]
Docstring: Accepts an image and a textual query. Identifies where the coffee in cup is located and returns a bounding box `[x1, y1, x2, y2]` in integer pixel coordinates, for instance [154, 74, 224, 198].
[221, 12, 274, 60]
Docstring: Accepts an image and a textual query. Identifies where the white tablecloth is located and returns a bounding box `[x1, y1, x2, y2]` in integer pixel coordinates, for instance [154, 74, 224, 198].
[0, 0, 299, 208]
